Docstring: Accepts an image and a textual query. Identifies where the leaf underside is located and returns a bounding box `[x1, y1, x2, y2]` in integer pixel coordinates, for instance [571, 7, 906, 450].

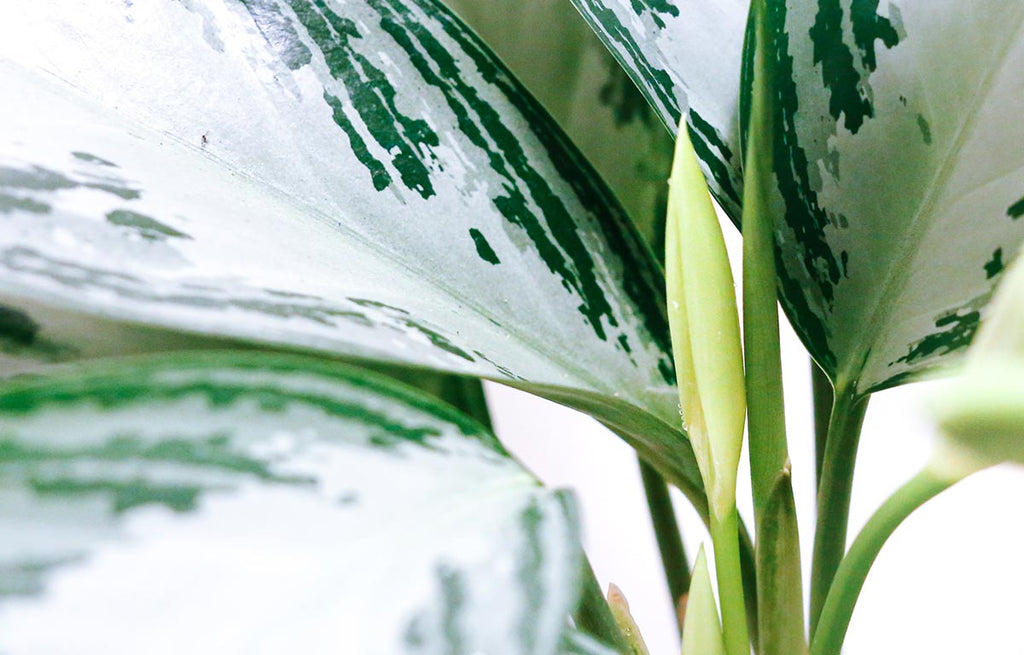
[0, 352, 579, 654]
[749, 0, 1024, 393]
[578, 0, 1024, 393]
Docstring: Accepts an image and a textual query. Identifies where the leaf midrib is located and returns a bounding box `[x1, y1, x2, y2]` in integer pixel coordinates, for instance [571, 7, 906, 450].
[840, 8, 1024, 391]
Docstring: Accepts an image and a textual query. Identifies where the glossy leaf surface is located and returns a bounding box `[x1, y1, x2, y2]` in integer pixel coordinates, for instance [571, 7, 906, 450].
[0, 352, 579, 654]
[567, 0, 749, 219]
[0, 1, 700, 498]
[444, 0, 674, 254]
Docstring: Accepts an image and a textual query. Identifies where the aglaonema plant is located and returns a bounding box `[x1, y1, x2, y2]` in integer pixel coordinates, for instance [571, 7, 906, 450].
[0, 0, 1021, 653]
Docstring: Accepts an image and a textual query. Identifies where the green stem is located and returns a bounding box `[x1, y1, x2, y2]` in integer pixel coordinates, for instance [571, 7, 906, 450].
[811, 363, 834, 491]
[740, 0, 789, 528]
[710, 507, 750, 655]
[738, 518, 760, 653]
[757, 468, 806, 655]
[575, 558, 630, 653]
[741, 175, 788, 528]
[740, 10, 800, 642]
[810, 469, 953, 655]
[809, 388, 869, 635]
[638, 458, 690, 632]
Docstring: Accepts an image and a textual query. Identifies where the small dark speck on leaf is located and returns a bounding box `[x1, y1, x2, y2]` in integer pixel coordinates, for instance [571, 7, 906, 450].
[469, 228, 500, 265]
[1008, 195, 1024, 220]
[107, 209, 191, 241]
[337, 491, 360, 505]
[916, 114, 932, 145]
[985, 248, 1004, 279]
[0, 304, 39, 346]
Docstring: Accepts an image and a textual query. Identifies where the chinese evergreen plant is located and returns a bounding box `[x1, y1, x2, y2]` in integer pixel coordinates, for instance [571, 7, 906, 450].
[0, 0, 1021, 653]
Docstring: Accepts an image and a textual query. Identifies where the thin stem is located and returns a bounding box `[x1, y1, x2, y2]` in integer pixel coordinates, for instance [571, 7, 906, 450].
[738, 518, 760, 653]
[575, 558, 630, 653]
[741, 0, 790, 528]
[811, 362, 834, 491]
[638, 458, 690, 633]
[740, 10, 798, 648]
[810, 469, 953, 655]
[710, 508, 750, 655]
[741, 171, 788, 528]
[809, 388, 869, 635]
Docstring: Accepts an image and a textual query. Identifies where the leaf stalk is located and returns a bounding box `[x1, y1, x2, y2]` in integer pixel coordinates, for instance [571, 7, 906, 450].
[810, 465, 966, 654]
[808, 387, 869, 635]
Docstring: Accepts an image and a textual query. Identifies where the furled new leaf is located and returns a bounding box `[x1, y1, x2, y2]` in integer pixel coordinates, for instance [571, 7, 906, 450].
[567, 0, 749, 219]
[680, 546, 726, 655]
[0, 1, 702, 503]
[0, 352, 579, 654]
[744, 0, 1024, 394]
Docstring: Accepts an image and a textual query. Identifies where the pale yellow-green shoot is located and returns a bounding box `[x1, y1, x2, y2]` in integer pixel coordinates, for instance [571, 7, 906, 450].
[666, 117, 748, 655]
[665, 119, 746, 515]
[606, 584, 651, 655]
[681, 545, 726, 655]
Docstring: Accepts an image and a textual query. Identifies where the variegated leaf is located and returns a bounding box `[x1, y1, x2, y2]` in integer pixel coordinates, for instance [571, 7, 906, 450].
[443, 0, 674, 254]
[567, 0, 749, 219]
[0, 1, 703, 504]
[747, 0, 1024, 394]
[576, 0, 1024, 393]
[0, 352, 579, 654]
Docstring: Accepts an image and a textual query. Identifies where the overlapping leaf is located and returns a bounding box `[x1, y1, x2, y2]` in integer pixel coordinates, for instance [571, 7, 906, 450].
[0, 352, 579, 654]
[444, 0, 674, 253]
[0, 1, 702, 501]
[567, 0, 749, 219]
[578, 0, 1024, 393]
[746, 0, 1024, 393]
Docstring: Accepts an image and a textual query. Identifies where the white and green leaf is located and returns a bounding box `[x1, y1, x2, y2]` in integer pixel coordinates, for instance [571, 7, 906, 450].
[567, 0, 749, 219]
[578, 0, 1024, 394]
[0, 1, 702, 503]
[443, 0, 674, 253]
[0, 352, 579, 654]
[746, 0, 1024, 394]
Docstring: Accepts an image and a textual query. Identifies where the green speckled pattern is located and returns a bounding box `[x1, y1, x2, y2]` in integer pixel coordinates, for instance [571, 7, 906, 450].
[748, 0, 1024, 393]
[0, 1, 703, 497]
[0, 352, 579, 654]
[578, 0, 1024, 393]
[441, 0, 675, 255]
[568, 0, 749, 220]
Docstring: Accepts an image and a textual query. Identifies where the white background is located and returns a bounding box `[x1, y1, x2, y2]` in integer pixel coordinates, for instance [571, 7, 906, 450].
[486, 220, 1024, 655]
